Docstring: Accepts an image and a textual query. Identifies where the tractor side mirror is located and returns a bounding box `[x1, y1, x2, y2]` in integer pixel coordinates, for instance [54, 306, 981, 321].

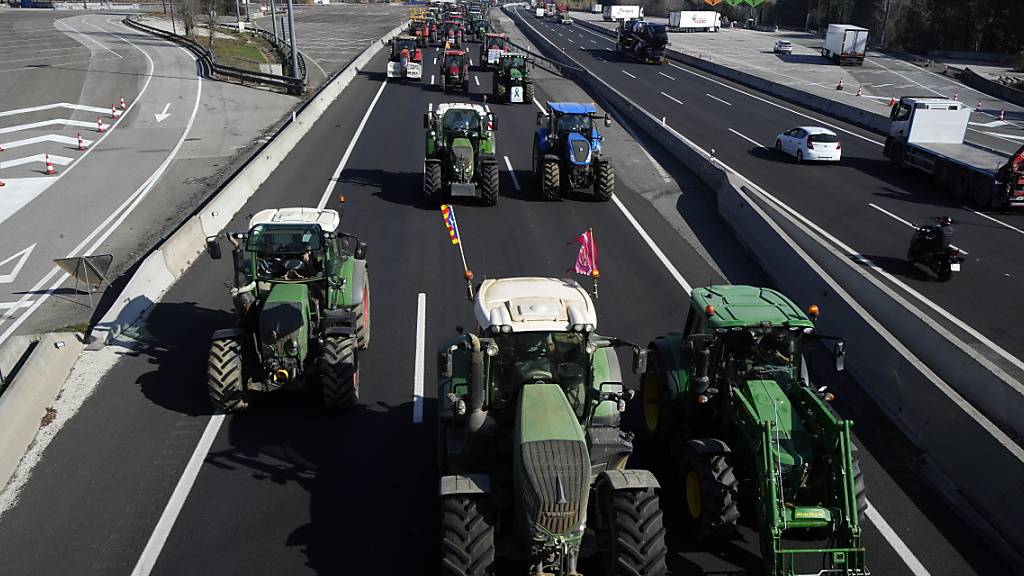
[206, 236, 222, 260]
[536, 111, 544, 126]
[423, 112, 431, 129]
[631, 347, 648, 374]
[489, 114, 498, 130]
[354, 241, 368, 260]
[833, 340, 846, 372]
[604, 115, 612, 128]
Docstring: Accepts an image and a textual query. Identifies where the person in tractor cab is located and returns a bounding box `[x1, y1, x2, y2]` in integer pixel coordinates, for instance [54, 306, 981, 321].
[757, 331, 794, 366]
[556, 111, 592, 134]
[444, 52, 465, 72]
[443, 108, 479, 135]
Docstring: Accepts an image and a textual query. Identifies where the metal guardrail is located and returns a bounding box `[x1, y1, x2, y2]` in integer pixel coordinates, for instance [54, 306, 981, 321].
[123, 16, 305, 95]
[216, 22, 307, 87]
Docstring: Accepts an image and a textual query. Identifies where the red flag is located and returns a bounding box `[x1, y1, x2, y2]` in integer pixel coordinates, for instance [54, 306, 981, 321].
[574, 229, 599, 277]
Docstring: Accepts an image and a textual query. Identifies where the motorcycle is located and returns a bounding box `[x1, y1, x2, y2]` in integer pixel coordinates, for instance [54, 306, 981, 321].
[907, 217, 964, 281]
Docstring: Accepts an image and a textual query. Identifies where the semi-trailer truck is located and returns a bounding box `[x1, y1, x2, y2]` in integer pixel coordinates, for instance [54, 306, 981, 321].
[883, 97, 1024, 208]
[822, 24, 868, 65]
[668, 10, 721, 32]
[602, 4, 642, 21]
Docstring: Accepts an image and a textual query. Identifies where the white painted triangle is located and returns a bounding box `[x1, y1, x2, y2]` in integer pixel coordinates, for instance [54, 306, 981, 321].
[0, 119, 98, 136]
[0, 300, 34, 310]
[0, 134, 92, 150]
[0, 153, 73, 169]
[0, 243, 36, 284]
[969, 120, 1009, 128]
[982, 131, 1024, 142]
[0, 102, 110, 118]
[0, 178, 57, 226]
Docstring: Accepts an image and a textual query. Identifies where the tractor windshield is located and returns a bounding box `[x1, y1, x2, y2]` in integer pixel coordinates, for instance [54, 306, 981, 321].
[442, 109, 480, 134]
[396, 39, 417, 53]
[247, 225, 326, 281]
[493, 331, 590, 415]
[717, 328, 802, 389]
[444, 54, 465, 69]
[487, 38, 508, 50]
[555, 113, 592, 134]
[502, 55, 525, 69]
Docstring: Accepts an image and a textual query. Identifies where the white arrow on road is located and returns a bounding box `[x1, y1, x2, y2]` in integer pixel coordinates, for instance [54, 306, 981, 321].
[155, 104, 171, 123]
[982, 130, 1024, 142]
[0, 244, 36, 284]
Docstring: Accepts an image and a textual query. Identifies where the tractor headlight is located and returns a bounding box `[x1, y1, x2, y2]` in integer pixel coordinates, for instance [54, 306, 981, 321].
[501, 325, 512, 333]
[486, 343, 499, 357]
[572, 324, 584, 332]
[490, 325, 501, 334]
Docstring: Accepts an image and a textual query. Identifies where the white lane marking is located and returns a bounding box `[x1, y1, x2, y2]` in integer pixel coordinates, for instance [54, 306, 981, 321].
[154, 103, 171, 123]
[0, 17, 200, 339]
[413, 293, 426, 424]
[0, 300, 34, 310]
[868, 203, 969, 254]
[865, 503, 932, 576]
[968, 120, 1008, 128]
[590, 39, 597, 44]
[611, 196, 692, 293]
[567, 37, 574, 43]
[503, 155, 520, 191]
[980, 130, 1024, 142]
[430, 74, 435, 84]
[0, 244, 36, 284]
[57, 18, 122, 59]
[622, 70, 636, 79]
[874, 83, 894, 88]
[661, 92, 683, 105]
[669, 63, 884, 147]
[659, 71, 675, 80]
[129, 414, 225, 576]
[0, 119, 97, 135]
[865, 57, 944, 98]
[0, 102, 110, 118]
[534, 97, 548, 115]
[706, 93, 732, 106]
[0, 153, 72, 170]
[728, 128, 764, 148]
[428, 102, 433, 112]
[433, 57, 437, 65]
[317, 80, 388, 210]
[963, 207, 1024, 235]
[0, 135, 93, 150]
[474, 75, 480, 86]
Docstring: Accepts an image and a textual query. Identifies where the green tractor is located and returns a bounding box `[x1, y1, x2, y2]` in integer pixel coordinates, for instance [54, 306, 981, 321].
[640, 285, 867, 576]
[424, 103, 500, 206]
[492, 52, 534, 104]
[204, 207, 371, 412]
[439, 277, 668, 576]
[470, 16, 491, 42]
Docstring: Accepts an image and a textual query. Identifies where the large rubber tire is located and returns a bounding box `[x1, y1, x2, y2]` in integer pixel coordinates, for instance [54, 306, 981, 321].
[441, 75, 447, 94]
[971, 174, 995, 208]
[681, 448, 740, 540]
[594, 159, 615, 201]
[441, 495, 496, 576]
[640, 351, 665, 436]
[889, 142, 905, 169]
[479, 161, 499, 206]
[597, 487, 669, 576]
[354, 270, 371, 350]
[852, 458, 867, 523]
[541, 158, 560, 201]
[208, 338, 248, 412]
[495, 81, 507, 103]
[795, 150, 804, 164]
[524, 82, 535, 104]
[425, 161, 443, 203]
[321, 336, 358, 409]
[951, 167, 971, 199]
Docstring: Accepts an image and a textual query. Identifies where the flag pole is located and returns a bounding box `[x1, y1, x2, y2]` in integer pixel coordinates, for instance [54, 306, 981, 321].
[458, 239, 474, 300]
[589, 226, 599, 300]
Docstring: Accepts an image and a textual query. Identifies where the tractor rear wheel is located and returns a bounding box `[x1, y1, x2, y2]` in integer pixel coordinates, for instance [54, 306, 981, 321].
[479, 161, 499, 206]
[524, 82, 535, 104]
[594, 159, 615, 201]
[321, 336, 358, 409]
[354, 270, 371, 350]
[425, 161, 443, 203]
[641, 351, 666, 436]
[208, 337, 248, 412]
[541, 158, 560, 201]
[681, 447, 739, 540]
[596, 486, 668, 576]
[441, 495, 495, 576]
[495, 82, 507, 103]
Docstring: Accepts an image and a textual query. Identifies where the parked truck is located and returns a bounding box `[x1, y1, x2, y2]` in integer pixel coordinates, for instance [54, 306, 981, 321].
[602, 4, 642, 21]
[883, 97, 1024, 208]
[822, 24, 868, 66]
[669, 11, 721, 32]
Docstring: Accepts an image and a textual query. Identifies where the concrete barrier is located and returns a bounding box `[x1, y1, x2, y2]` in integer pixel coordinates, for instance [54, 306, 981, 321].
[508, 6, 1024, 566]
[89, 19, 410, 346]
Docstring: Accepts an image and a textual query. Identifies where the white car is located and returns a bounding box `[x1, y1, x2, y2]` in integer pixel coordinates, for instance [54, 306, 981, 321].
[775, 126, 841, 163]
[773, 40, 792, 54]
[560, 14, 573, 25]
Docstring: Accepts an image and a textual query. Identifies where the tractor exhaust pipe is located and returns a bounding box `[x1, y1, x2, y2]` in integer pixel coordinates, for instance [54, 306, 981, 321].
[465, 334, 496, 465]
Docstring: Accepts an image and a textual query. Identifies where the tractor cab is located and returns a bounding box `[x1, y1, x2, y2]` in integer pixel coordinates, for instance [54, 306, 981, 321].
[423, 103, 498, 204]
[480, 32, 510, 68]
[533, 102, 615, 200]
[439, 49, 469, 92]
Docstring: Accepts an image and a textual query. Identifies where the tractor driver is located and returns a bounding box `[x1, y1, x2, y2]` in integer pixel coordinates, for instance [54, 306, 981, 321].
[443, 109, 480, 135]
[556, 112, 592, 135]
[757, 331, 794, 367]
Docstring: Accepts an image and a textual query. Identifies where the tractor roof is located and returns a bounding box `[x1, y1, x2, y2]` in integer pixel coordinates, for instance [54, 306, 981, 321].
[435, 102, 488, 116]
[396, 34, 418, 40]
[475, 277, 598, 334]
[249, 208, 340, 233]
[691, 285, 814, 330]
[548, 102, 598, 115]
[444, 49, 466, 56]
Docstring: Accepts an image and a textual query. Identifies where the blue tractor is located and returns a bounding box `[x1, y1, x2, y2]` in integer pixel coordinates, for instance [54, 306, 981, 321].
[533, 102, 615, 201]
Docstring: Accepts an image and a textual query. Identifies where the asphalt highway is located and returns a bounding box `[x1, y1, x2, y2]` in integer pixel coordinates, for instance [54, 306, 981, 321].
[518, 10, 1024, 391]
[0, 22, 1013, 576]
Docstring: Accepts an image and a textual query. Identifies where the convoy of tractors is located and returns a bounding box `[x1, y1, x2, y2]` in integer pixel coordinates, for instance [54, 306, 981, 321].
[204, 1, 871, 575]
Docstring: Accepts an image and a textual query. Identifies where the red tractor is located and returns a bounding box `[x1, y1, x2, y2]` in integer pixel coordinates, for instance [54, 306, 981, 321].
[387, 36, 423, 81]
[443, 20, 465, 49]
[440, 50, 470, 94]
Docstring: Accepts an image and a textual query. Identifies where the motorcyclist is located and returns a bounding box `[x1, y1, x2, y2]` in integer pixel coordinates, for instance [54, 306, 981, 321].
[911, 216, 954, 257]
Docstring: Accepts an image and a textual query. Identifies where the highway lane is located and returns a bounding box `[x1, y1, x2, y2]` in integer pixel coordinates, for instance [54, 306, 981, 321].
[519, 11, 1024, 386]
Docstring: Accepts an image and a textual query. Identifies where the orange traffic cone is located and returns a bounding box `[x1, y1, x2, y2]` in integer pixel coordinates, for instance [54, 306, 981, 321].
[77, 131, 86, 151]
[45, 154, 56, 175]
[119, 96, 127, 110]
[889, 95, 897, 106]
[836, 78, 844, 90]
[1000, 110, 1006, 121]
[856, 86, 862, 96]
[953, 91, 959, 101]
[976, 101, 982, 112]
[97, 117, 106, 132]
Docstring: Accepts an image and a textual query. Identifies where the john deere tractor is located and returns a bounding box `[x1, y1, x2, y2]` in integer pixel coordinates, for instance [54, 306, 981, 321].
[204, 207, 370, 412]
[533, 102, 615, 201]
[424, 103, 500, 206]
[641, 285, 868, 576]
[439, 277, 668, 576]
[492, 52, 534, 104]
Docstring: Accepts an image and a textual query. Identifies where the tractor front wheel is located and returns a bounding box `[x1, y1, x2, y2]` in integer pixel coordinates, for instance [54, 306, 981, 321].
[354, 270, 371, 350]
[541, 158, 560, 201]
[524, 82, 535, 104]
[208, 337, 248, 412]
[425, 161, 443, 204]
[596, 486, 668, 576]
[853, 457, 867, 522]
[641, 351, 665, 436]
[321, 336, 358, 409]
[479, 161, 499, 206]
[441, 495, 495, 576]
[594, 159, 615, 201]
[681, 447, 739, 540]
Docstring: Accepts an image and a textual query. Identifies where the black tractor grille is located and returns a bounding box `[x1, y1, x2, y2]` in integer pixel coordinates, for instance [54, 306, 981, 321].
[569, 139, 590, 164]
[521, 440, 590, 535]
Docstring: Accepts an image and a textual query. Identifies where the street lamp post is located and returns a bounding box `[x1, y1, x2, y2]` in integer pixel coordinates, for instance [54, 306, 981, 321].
[270, 0, 279, 41]
[287, 0, 298, 78]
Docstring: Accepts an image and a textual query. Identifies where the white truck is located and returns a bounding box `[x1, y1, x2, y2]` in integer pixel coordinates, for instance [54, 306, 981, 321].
[821, 24, 868, 65]
[591, 3, 602, 13]
[668, 11, 721, 32]
[535, 6, 544, 18]
[883, 97, 1024, 208]
[602, 5, 642, 22]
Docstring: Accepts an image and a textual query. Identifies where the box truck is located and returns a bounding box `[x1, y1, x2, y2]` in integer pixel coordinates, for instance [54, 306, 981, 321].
[822, 24, 868, 65]
[669, 11, 721, 32]
[602, 5, 641, 21]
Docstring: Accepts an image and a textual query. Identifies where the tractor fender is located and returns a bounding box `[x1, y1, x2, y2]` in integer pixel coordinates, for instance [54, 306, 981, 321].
[686, 438, 732, 455]
[593, 344, 623, 385]
[535, 128, 551, 153]
[324, 325, 356, 338]
[649, 336, 685, 401]
[211, 328, 243, 341]
[596, 469, 660, 492]
[347, 260, 368, 306]
[440, 473, 491, 496]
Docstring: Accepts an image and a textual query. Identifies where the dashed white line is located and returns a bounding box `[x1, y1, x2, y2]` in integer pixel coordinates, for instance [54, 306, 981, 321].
[610, 196, 692, 294]
[865, 504, 932, 576]
[622, 70, 636, 79]
[567, 37, 574, 43]
[430, 74, 435, 84]
[661, 92, 684, 105]
[659, 71, 675, 80]
[706, 93, 732, 106]
[728, 128, 765, 148]
[963, 207, 1024, 235]
[534, 97, 548, 115]
[503, 155, 520, 191]
[474, 75, 480, 86]
[413, 292, 426, 424]
[58, 18, 122, 59]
